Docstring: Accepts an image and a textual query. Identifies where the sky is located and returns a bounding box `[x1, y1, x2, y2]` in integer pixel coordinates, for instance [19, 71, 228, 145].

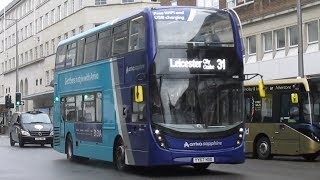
[0, 0, 12, 11]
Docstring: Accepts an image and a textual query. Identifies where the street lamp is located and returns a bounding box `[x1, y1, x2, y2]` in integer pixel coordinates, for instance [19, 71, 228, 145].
[5, 18, 19, 111]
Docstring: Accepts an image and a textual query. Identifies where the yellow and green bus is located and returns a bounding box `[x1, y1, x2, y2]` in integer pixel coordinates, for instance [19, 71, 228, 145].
[244, 78, 320, 161]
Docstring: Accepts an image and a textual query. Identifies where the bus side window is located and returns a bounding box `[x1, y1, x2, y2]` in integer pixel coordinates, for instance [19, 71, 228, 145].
[76, 95, 83, 121]
[129, 16, 145, 51]
[66, 42, 77, 68]
[77, 38, 85, 65]
[60, 97, 66, 121]
[55, 45, 67, 70]
[245, 96, 262, 123]
[261, 95, 272, 123]
[65, 96, 76, 121]
[97, 29, 112, 60]
[280, 94, 294, 123]
[84, 35, 97, 63]
[113, 23, 128, 56]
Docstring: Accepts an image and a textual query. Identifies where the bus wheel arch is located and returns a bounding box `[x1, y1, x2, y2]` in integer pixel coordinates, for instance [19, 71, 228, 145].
[302, 153, 319, 161]
[254, 134, 272, 160]
[65, 133, 75, 161]
[113, 135, 128, 171]
[65, 132, 72, 154]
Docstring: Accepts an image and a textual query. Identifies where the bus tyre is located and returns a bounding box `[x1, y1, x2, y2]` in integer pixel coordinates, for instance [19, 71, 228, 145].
[302, 153, 318, 162]
[256, 136, 272, 160]
[9, 134, 15, 146]
[66, 136, 76, 161]
[114, 139, 127, 171]
[193, 163, 210, 171]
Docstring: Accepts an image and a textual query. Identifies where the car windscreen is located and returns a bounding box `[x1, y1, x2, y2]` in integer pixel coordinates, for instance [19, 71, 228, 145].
[21, 113, 51, 124]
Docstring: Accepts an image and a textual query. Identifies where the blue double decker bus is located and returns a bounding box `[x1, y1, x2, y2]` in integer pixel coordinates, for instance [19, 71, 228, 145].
[53, 6, 245, 171]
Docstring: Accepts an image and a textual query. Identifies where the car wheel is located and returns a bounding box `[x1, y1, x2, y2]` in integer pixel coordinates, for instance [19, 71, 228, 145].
[51, 143, 54, 148]
[193, 163, 210, 171]
[18, 136, 24, 148]
[9, 134, 15, 146]
[302, 153, 318, 161]
[113, 138, 127, 171]
[256, 136, 272, 160]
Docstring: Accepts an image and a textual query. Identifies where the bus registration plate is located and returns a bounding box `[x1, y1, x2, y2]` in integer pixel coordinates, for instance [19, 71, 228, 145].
[193, 157, 214, 163]
[35, 137, 46, 140]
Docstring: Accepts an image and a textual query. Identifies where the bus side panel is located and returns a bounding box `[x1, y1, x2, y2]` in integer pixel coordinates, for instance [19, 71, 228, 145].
[54, 61, 120, 161]
[115, 51, 150, 166]
[245, 123, 275, 154]
[272, 123, 300, 155]
[71, 62, 118, 161]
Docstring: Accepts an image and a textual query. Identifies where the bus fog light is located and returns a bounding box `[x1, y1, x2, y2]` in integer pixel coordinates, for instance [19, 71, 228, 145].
[155, 129, 160, 135]
[239, 128, 244, 133]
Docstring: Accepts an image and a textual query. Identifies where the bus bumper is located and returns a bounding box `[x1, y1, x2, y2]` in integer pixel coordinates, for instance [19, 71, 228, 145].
[148, 143, 245, 166]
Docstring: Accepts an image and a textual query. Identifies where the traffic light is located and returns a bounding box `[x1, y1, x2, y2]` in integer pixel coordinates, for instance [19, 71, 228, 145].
[5, 95, 10, 108]
[15, 92, 22, 106]
[5, 94, 14, 109]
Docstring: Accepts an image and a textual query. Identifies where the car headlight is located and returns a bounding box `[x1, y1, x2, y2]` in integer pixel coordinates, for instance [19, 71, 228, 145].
[21, 130, 30, 136]
[50, 130, 54, 136]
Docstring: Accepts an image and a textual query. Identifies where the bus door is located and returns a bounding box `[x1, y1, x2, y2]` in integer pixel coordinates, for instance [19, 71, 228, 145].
[127, 85, 148, 153]
[272, 93, 300, 155]
[59, 97, 66, 142]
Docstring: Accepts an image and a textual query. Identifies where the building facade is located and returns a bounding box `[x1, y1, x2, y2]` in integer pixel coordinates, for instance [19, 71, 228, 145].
[237, 0, 320, 80]
[0, 0, 160, 126]
[161, 0, 320, 81]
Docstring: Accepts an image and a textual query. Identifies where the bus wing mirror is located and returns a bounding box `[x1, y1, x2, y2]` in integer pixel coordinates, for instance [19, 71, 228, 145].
[291, 93, 299, 104]
[258, 80, 266, 98]
[49, 80, 54, 87]
[134, 85, 144, 103]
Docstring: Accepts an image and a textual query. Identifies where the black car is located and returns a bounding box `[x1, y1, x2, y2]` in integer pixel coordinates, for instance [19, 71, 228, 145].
[9, 111, 53, 147]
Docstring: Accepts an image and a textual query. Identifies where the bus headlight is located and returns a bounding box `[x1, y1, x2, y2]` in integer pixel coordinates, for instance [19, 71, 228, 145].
[311, 133, 320, 143]
[237, 127, 244, 146]
[21, 130, 30, 136]
[153, 129, 168, 149]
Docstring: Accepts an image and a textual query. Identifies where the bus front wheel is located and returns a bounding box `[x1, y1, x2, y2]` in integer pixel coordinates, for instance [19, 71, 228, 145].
[302, 153, 318, 161]
[114, 138, 128, 171]
[256, 136, 272, 160]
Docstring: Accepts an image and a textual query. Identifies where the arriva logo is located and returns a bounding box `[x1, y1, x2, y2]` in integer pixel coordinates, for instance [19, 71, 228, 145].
[183, 141, 223, 148]
[184, 142, 190, 148]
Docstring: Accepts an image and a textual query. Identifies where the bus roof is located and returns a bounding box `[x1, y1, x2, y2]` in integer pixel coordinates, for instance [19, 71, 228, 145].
[244, 78, 310, 91]
[57, 8, 148, 47]
[57, 6, 229, 48]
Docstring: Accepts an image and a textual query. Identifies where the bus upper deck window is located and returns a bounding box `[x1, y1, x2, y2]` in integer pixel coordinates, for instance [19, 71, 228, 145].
[129, 16, 145, 51]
